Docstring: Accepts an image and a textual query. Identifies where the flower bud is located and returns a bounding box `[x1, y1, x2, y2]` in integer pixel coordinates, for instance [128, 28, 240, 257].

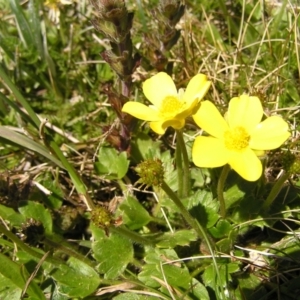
[90, 0, 133, 42]
[101, 50, 124, 78]
[158, 0, 185, 25]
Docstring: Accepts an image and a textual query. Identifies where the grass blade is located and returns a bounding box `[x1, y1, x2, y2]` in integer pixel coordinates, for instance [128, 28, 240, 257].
[9, 0, 34, 48]
[0, 126, 64, 169]
[0, 64, 40, 128]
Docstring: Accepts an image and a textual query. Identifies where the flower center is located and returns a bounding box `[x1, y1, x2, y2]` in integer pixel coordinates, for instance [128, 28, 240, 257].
[224, 126, 250, 151]
[159, 96, 184, 118]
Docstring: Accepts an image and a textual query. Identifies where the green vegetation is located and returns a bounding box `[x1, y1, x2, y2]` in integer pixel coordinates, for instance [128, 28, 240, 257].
[0, 0, 300, 299]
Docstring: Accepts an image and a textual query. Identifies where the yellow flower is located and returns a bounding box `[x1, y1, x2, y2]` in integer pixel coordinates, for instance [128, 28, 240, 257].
[192, 95, 290, 181]
[122, 72, 211, 135]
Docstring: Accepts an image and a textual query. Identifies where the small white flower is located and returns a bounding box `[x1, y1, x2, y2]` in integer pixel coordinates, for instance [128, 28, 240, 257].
[44, 0, 73, 24]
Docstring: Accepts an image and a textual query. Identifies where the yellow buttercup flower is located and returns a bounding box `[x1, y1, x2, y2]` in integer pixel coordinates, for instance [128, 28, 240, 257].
[192, 95, 290, 181]
[122, 72, 211, 135]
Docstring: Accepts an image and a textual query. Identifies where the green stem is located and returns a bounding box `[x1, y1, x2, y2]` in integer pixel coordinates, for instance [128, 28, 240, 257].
[217, 164, 230, 218]
[176, 130, 190, 197]
[43, 234, 96, 267]
[110, 226, 154, 246]
[262, 171, 290, 212]
[175, 134, 183, 198]
[49, 141, 95, 211]
[161, 180, 225, 297]
[162, 181, 206, 241]
[0, 224, 62, 265]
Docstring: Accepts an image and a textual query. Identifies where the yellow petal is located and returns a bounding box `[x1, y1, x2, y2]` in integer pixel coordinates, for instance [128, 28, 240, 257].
[176, 98, 199, 120]
[143, 72, 177, 107]
[228, 95, 263, 132]
[253, 149, 265, 157]
[193, 101, 228, 138]
[183, 74, 211, 105]
[250, 116, 290, 150]
[122, 102, 160, 121]
[150, 119, 185, 135]
[192, 136, 229, 167]
[228, 148, 262, 181]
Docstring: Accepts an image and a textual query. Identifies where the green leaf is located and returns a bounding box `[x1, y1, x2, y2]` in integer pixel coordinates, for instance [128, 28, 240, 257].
[216, 238, 232, 253]
[189, 278, 209, 300]
[130, 132, 161, 163]
[231, 195, 263, 225]
[209, 219, 233, 239]
[139, 263, 191, 290]
[0, 204, 25, 227]
[202, 261, 240, 289]
[92, 232, 133, 279]
[0, 273, 22, 300]
[95, 147, 129, 179]
[224, 183, 246, 209]
[187, 190, 219, 228]
[0, 254, 25, 289]
[49, 257, 100, 298]
[156, 230, 197, 248]
[0, 253, 45, 300]
[119, 196, 151, 230]
[114, 293, 158, 300]
[191, 167, 210, 188]
[234, 273, 267, 300]
[159, 150, 177, 191]
[138, 248, 190, 289]
[89, 222, 106, 241]
[18, 201, 52, 234]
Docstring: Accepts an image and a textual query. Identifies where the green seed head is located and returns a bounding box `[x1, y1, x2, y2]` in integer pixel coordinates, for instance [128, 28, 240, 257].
[135, 159, 165, 188]
[90, 206, 113, 228]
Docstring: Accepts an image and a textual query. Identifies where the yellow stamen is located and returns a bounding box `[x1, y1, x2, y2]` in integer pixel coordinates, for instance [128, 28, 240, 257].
[159, 96, 184, 118]
[224, 126, 250, 151]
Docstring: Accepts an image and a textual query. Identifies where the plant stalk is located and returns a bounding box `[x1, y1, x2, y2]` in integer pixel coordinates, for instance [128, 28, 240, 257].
[110, 226, 155, 246]
[217, 164, 230, 218]
[0, 224, 62, 265]
[43, 234, 96, 267]
[176, 130, 190, 197]
[162, 181, 208, 241]
[175, 135, 184, 198]
[161, 180, 225, 296]
[262, 171, 290, 212]
[49, 141, 95, 211]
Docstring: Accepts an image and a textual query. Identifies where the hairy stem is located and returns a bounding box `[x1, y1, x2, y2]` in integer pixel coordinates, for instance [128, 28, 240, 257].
[110, 226, 154, 246]
[176, 130, 190, 197]
[217, 164, 230, 218]
[262, 171, 290, 212]
[0, 224, 62, 265]
[161, 180, 225, 296]
[175, 134, 184, 198]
